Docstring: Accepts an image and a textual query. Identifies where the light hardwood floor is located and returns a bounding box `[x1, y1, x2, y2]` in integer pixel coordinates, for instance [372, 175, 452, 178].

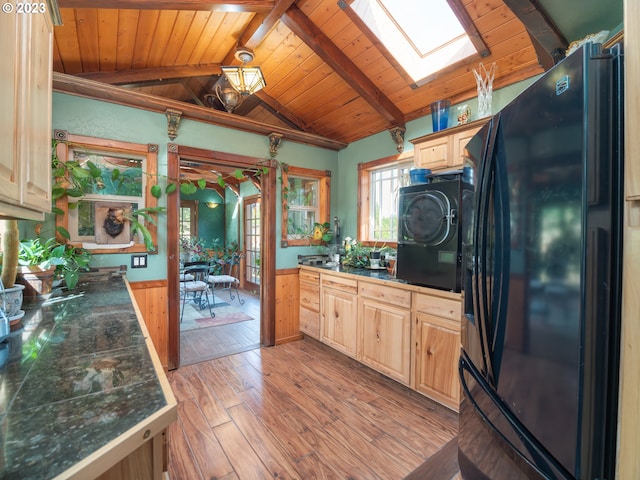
[167, 338, 459, 479]
[180, 289, 261, 366]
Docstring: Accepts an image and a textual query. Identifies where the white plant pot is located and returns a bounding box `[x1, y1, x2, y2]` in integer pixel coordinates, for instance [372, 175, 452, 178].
[0, 284, 25, 317]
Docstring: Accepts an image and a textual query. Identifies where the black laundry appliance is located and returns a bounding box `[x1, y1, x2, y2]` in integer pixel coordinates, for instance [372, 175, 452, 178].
[458, 42, 623, 479]
[396, 174, 467, 292]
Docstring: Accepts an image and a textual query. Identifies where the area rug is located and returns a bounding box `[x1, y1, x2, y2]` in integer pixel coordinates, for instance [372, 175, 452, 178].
[180, 300, 254, 332]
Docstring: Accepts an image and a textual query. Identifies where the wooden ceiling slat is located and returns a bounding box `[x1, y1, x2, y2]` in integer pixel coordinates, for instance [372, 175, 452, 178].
[206, 13, 253, 61]
[185, 12, 224, 64]
[52, 37, 64, 72]
[161, 11, 198, 66]
[97, 10, 119, 71]
[146, 10, 179, 67]
[115, 9, 140, 70]
[75, 9, 100, 72]
[55, 10, 82, 73]
[174, 11, 213, 66]
[131, 10, 161, 68]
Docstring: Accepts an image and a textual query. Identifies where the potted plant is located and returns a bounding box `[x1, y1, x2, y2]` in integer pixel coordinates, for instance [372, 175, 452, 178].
[16, 237, 68, 298]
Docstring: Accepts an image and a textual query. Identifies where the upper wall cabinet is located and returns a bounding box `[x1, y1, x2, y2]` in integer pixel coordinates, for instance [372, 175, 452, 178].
[0, 10, 53, 220]
[411, 119, 488, 172]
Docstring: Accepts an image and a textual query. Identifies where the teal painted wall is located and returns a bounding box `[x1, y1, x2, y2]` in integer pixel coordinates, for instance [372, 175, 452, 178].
[179, 189, 225, 245]
[51, 93, 339, 278]
[50, 77, 537, 279]
[333, 77, 540, 239]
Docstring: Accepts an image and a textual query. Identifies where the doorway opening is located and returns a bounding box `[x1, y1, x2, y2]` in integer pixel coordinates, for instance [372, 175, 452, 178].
[167, 144, 277, 370]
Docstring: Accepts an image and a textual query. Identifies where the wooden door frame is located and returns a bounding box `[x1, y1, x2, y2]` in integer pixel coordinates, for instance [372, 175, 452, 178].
[167, 143, 276, 369]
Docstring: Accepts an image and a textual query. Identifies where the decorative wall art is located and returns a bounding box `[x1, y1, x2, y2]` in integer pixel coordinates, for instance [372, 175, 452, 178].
[94, 202, 132, 245]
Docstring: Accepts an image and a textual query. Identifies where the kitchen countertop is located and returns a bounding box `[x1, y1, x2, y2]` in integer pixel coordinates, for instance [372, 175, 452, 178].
[0, 271, 176, 479]
[300, 264, 463, 299]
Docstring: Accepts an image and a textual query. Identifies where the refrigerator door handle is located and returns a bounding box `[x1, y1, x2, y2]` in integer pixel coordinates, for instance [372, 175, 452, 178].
[473, 114, 501, 381]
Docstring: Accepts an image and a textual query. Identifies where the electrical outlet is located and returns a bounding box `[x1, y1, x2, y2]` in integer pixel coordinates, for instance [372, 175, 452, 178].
[131, 254, 147, 268]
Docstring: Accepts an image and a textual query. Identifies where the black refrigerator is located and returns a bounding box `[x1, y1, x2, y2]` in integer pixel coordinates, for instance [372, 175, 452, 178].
[458, 43, 624, 480]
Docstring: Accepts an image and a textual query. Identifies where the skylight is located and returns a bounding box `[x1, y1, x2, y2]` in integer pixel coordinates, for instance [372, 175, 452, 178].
[351, 0, 478, 84]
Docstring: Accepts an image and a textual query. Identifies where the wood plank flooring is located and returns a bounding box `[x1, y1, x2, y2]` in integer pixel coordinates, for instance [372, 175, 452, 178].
[180, 290, 261, 366]
[167, 338, 459, 479]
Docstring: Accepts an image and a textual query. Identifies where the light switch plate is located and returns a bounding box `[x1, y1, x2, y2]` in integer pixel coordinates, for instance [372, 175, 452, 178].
[131, 254, 147, 268]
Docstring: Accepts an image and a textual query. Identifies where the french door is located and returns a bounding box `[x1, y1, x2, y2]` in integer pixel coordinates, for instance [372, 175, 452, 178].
[244, 195, 260, 292]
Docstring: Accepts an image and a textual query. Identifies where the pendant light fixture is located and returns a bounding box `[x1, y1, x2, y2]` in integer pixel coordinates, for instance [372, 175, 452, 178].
[210, 47, 266, 113]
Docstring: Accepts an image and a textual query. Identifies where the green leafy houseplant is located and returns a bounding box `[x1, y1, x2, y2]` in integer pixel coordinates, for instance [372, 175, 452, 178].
[17, 237, 91, 291]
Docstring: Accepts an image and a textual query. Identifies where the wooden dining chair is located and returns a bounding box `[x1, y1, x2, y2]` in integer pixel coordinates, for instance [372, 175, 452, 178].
[208, 253, 244, 305]
[180, 264, 214, 322]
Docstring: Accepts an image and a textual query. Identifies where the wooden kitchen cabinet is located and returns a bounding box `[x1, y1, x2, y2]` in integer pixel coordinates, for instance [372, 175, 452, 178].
[414, 135, 451, 170]
[321, 274, 358, 358]
[358, 281, 412, 385]
[414, 292, 462, 411]
[451, 126, 483, 168]
[411, 119, 487, 172]
[0, 10, 53, 220]
[299, 269, 321, 339]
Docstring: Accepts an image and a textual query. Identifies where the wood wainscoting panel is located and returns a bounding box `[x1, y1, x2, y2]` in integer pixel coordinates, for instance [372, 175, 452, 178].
[275, 269, 303, 345]
[130, 279, 169, 369]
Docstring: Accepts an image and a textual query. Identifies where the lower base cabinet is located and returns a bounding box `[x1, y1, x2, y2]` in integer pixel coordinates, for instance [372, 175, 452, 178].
[414, 292, 462, 411]
[321, 274, 358, 358]
[302, 267, 462, 411]
[359, 281, 412, 385]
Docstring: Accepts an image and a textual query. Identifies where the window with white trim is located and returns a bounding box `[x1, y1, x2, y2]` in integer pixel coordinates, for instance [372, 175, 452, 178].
[358, 152, 413, 244]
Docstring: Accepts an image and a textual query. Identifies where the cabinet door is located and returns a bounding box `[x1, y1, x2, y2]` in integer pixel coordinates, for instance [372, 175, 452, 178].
[321, 286, 358, 358]
[0, 13, 22, 206]
[415, 312, 460, 411]
[20, 11, 53, 213]
[359, 297, 411, 385]
[450, 126, 482, 168]
[414, 136, 451, 170]
[0, 11, 52, 219]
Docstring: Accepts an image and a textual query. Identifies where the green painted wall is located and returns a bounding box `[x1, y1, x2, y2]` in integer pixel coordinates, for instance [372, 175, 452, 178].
[179, 189, 225, 245]
[334, 77, 540, 239]
[51, 92, 339, 279]
[50, 77, 537, 279]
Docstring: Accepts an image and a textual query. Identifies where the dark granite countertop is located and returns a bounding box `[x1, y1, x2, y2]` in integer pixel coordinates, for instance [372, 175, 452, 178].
[306, 263, 408, 283]
[0, 273, 173, 479]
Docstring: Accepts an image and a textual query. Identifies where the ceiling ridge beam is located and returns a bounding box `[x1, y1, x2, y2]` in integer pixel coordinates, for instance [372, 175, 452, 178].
[74, 63, 223, 84]
[281, 5, 405, 129]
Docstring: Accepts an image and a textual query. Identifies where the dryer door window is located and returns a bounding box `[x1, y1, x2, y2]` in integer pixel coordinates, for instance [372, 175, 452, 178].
[400, 190, 452, 246]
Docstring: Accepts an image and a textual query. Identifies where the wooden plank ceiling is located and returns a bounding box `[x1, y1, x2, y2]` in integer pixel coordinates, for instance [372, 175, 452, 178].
[52, 0, 557, 150]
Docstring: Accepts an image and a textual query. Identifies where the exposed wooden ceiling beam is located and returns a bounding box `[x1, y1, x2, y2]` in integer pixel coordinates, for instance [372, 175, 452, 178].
[53, 72, 347, 150]
[75, 63, 222, 84]
[254, 90, 320, 134]
[239, 0, 296, 51]
[503, 0, 568, 68]
[180, 80, 206, 107]
[281, 5, 405, 129]
[57, 0, 275, 12]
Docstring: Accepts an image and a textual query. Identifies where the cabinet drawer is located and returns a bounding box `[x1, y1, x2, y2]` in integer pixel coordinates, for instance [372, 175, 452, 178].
[359, 281, 411, 308]
[321, 274, 357, 294]
[300, 269, 320, 283]
[300, 285, 320, 312]
[414, 293, 461, 322]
